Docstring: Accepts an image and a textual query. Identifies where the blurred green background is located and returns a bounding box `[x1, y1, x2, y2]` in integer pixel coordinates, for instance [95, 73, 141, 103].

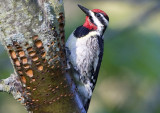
[0, 0, 160, 113]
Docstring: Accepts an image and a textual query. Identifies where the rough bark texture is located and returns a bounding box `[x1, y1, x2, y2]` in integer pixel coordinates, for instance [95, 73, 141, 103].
[0, 0, 86, 113]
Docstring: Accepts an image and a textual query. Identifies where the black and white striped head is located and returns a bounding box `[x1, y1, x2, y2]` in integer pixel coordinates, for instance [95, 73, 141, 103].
[78, 4, 109, 31]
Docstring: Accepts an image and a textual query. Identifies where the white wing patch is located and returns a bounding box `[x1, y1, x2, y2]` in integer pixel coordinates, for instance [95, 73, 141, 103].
[100, 13, 109, 26]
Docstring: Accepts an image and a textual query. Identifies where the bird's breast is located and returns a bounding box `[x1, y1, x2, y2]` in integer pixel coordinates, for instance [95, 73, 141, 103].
[75, 35, 100, 77]
[66, 31, 102, 78]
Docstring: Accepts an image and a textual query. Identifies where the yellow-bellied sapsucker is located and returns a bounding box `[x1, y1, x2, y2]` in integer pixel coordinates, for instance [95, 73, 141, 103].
[65, 4, 109, 111]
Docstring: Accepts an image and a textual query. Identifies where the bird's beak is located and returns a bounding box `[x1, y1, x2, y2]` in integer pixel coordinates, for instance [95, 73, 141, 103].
[78, 4, 91, 16]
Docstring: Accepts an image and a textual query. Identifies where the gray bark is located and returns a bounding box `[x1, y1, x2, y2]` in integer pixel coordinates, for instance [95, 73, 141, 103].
[0, 0, 86, 113]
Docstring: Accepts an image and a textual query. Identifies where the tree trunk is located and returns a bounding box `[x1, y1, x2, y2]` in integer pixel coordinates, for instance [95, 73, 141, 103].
[0, 0, 86, 113]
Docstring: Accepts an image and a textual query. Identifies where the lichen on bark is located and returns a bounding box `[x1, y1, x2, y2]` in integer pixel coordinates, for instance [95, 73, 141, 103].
[0, 0, 86, 113]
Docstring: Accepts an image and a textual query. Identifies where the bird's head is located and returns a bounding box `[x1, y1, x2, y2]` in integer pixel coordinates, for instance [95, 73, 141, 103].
[78, 4, 109, 31]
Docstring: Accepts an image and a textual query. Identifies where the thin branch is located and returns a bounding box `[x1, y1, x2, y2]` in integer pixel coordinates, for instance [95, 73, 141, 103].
[0, 74, 25, 103]
[0, 78, 11, 92]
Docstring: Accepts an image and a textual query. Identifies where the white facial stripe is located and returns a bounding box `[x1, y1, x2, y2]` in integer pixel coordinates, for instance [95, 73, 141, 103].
[89, 10, 103, 27]
[100, 13, 109, 26]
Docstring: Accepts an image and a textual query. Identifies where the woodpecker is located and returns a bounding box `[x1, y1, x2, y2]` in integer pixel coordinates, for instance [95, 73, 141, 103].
[65, 4, 109, 111]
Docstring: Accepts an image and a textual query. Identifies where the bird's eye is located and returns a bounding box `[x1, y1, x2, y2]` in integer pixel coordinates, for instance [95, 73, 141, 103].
[96, 13, 101, 17]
